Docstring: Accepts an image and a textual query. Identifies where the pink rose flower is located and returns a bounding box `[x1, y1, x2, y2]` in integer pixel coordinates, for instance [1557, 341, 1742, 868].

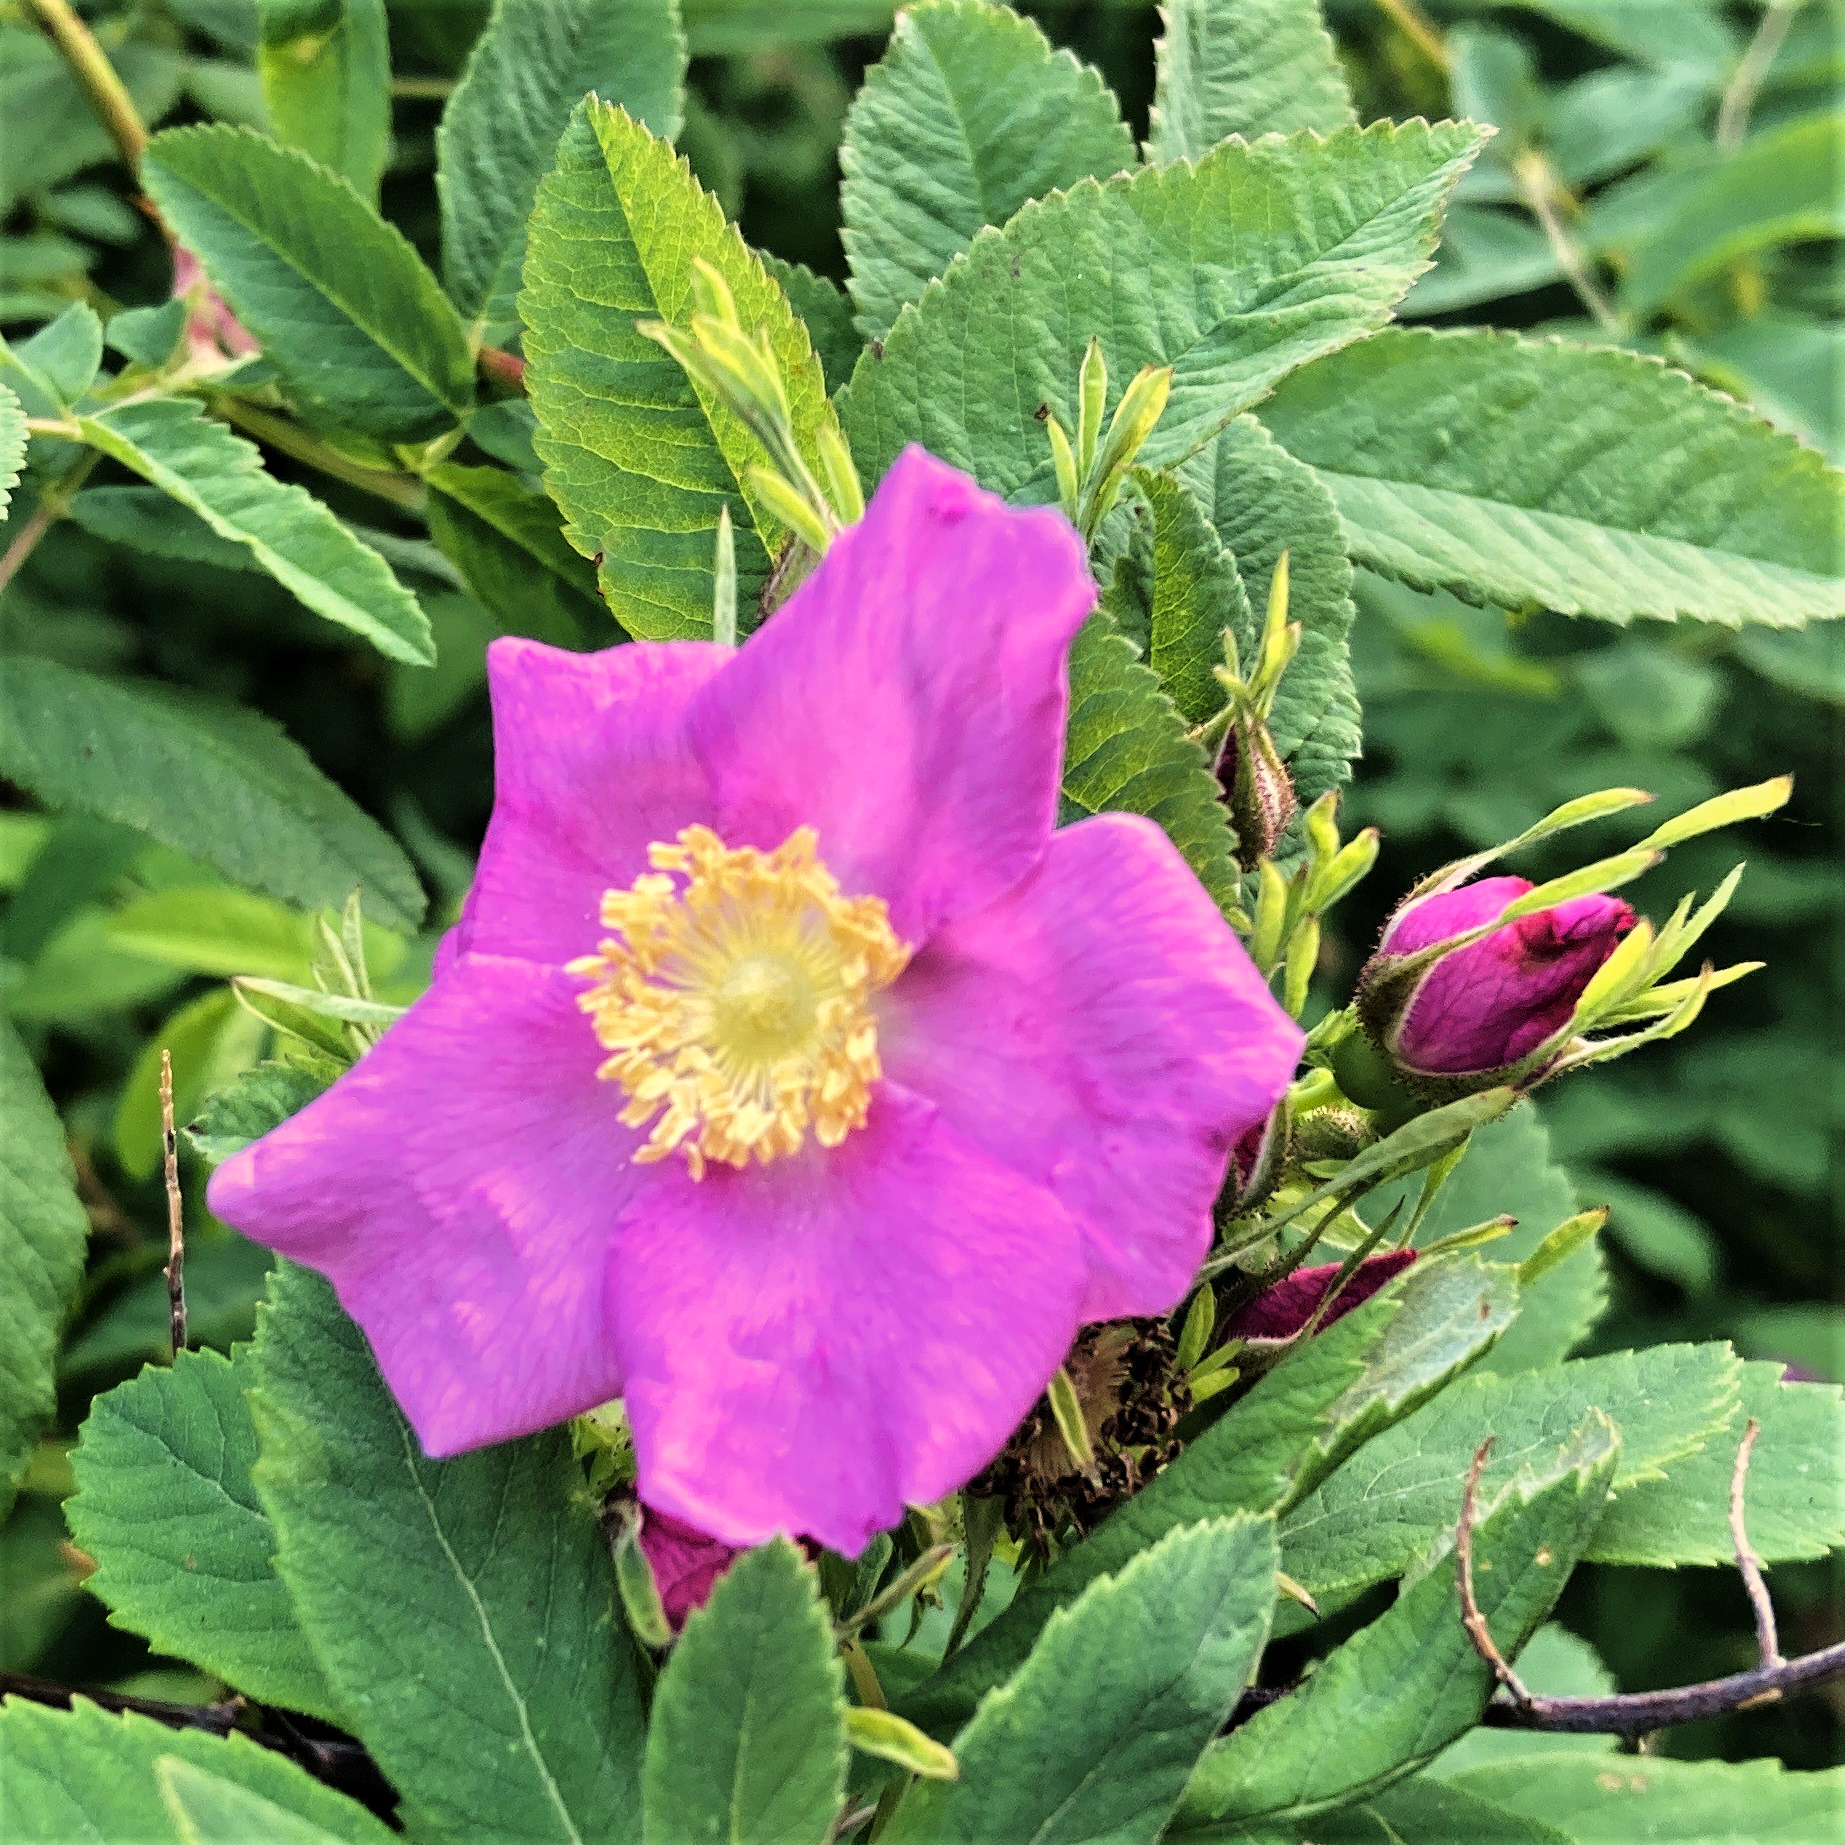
[1366, 876, 1635, 1079]
[209, 447, 1303, 1553]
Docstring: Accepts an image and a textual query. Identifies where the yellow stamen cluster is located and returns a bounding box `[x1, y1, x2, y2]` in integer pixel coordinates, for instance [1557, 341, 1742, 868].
[568, 825, 910, 1179]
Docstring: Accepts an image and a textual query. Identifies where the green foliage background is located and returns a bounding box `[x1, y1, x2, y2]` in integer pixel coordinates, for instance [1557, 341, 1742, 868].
[1, 0, 1838, 1798]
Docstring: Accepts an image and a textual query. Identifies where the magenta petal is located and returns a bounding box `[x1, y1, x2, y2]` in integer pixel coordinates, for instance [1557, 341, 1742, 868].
[455, 638, 728, 965]
[1221, 1250, 1418, 1342]
[880, 814, 1305, 1323]
[604, 1086, 1089, 1554]
[1381, 876, 1534, 955]
[208, 956, 640, 1454]
[637, 1504, 741, 1632]
[686, 447, 1095, 945]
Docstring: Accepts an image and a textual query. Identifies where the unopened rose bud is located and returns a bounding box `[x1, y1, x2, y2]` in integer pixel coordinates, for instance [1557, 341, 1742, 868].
[1223, 1250, 1418, 1343]
[1229, 1101, 1289, 1214]
[1358, 876, 1636, 1091]
[1220, 712, 1297, 871]
[171, 245, 259, 362]
[636, 1502, 740, 1633]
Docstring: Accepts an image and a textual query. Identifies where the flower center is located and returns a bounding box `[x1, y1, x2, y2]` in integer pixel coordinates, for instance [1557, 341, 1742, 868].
[568, 825, 910, 1179]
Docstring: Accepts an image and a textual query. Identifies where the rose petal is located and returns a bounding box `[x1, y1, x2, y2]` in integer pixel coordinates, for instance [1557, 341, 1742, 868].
[687, 445, 1095, 945]
[209, 956, 640, 1453]
[879, 813, 1304, 1322]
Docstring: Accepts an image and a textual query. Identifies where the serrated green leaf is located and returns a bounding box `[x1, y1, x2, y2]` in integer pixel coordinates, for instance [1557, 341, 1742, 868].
[251, 1263, 645, 1843]
[761, 255, 860, 395]
[1179, 415, 1360, 809]
[838, 120, 1484, 505]
[8, 301, 102, 408]
[0, 1699, 395, 1845]
[1260, 328, 1845, 627]
[186, 1060, 331, 1165]
[0, 378, 23, 519]
[424, 461, 604, 644]
[1247, 1774, 1578, 1844]
[0, 1019, 90, 1522]
[67, 485, 259, 573]
[157, 1755, 357, 1845]
[641, 1538, 846, 1845]
[1147, 0, 1355, 158]
[142, 125, 476, 442]
[1625, 113, 1844, 319]
[77, 399, 433, 664]
[1171, 1414, 1619, 1834]
[256, 0, 390, 201]
[66, 1346, 343, 1722]
[885, 1517, 1278, 1845]
[903, 1256, 1514, 1741]
[522, 99, 840, 638]
[1444, 1753, 1845, 1845]
[1278, 1342, 1742, 1611]
[437, 0, 687, 333]
[0, 655, 425, 934]
[839, 0, 1135, 344]
[1061, 609, 1241, 909]
[1587, 1360, 1845, 1566]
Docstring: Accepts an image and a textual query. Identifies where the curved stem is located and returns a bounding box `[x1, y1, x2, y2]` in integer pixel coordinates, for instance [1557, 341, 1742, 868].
[214, 399, 426, 511]
[25, 0, 147, 167]
[1717, 0, 1803, 150]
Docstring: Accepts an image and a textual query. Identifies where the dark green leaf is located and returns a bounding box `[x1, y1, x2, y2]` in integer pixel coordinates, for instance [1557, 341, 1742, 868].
[761, 255, 860, 396]
[66, 1346, 343, 1722]
[67, 485, 260, 574]
[251, 1263, 646, 1843]
[256, 0, 391, 200]
[187, 1060, 332, 1164]
[0, 655, 425, 933]
[437, 0, 688, 331]
[641, 1539, 846, 1845]
[143, 125, 476, 442]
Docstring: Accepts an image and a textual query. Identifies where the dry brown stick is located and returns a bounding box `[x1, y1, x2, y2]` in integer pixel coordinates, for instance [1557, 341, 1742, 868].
[1456, 1437, 1533, 1707]
[160, 1050, 187, 1360]
[1729, 1416, 1783, 1668]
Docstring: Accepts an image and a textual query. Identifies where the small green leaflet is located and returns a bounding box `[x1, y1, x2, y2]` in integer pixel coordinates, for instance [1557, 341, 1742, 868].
[1171, 1414, 1619, 1834]
[0, 1019, 91, 1522]
[255, 0, 391, 202]
[251, 1263, 646, 1844]
[1146, 0, 1356, 157]
[1259, 327, 1845, 627]
[522, 99, 840, 638]
[142, 125, 476, 442]
[839, 119, 1485, 503]
[640, 1539, 847, 1845]
[78, 398, 434, 665]
[884, 1517, 1278, 1845]
[6, 301, 103, 409]
[66, 1347, 344, 1723]
[840, 0, 1136, 343]
[187, 1061, 332, 1165]
[156, 1756, 372, 1845]
[0, 377, 23, 518]
[0, 655, 426, 933]
[0, 1700, 395, 1845]
[437, 0, 688, 333]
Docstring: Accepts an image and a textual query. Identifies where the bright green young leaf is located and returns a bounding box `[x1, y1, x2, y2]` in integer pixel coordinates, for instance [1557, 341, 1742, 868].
[437, 0, 688, 332]
[1146, 0, 1355, 158]
[1445, 1752, 1845, 1845]
[761, 255, 860, 395]
[66, 1346, 343, 1723]
[0, 1699, 396, 1845]
[1588, 1361, 1845, 1566]
[839, 0, 1135, 343]
[904, 1256, 1514, 1741]
[104, 887, 318, 981]
[1260, 328, 1845, 627]
[1180, 414, 1361, 808]
[838, 120, 1484, 503]
[7, 301, 103, 408]
[1278, 1342, 1742, 1608]
[641, 1539, 846, 1845]
[0, 1019, 90, 1522]
[142, 125, 476, 442]
[424, 461, 604, 645]
[256, 0, 391, 201]
[522, 99, 840, 638]
[885, 1517, 1278, 1845]
[1171, 1414, 1619, 1835]
[1061, 609, 1241, 909]
[1624, 113, 1845, 319]
[78, 399, 434, 664]
[186, 1060, 331, 1165]
[0, 377, 24, 517]
[157, 1755, 361, 1845]
[0, 656, 426, 934]
[251, 1263, 646, 1844]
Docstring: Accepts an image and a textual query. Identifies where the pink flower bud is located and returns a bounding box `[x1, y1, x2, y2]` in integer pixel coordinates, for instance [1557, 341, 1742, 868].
[1218, 711, 1297, 871]
[636, 1503, 740, 1633]
[1222, 1250, 1417, 1343]
[1360, 876, 1635, 1083]
[171, 244, 260, 361]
